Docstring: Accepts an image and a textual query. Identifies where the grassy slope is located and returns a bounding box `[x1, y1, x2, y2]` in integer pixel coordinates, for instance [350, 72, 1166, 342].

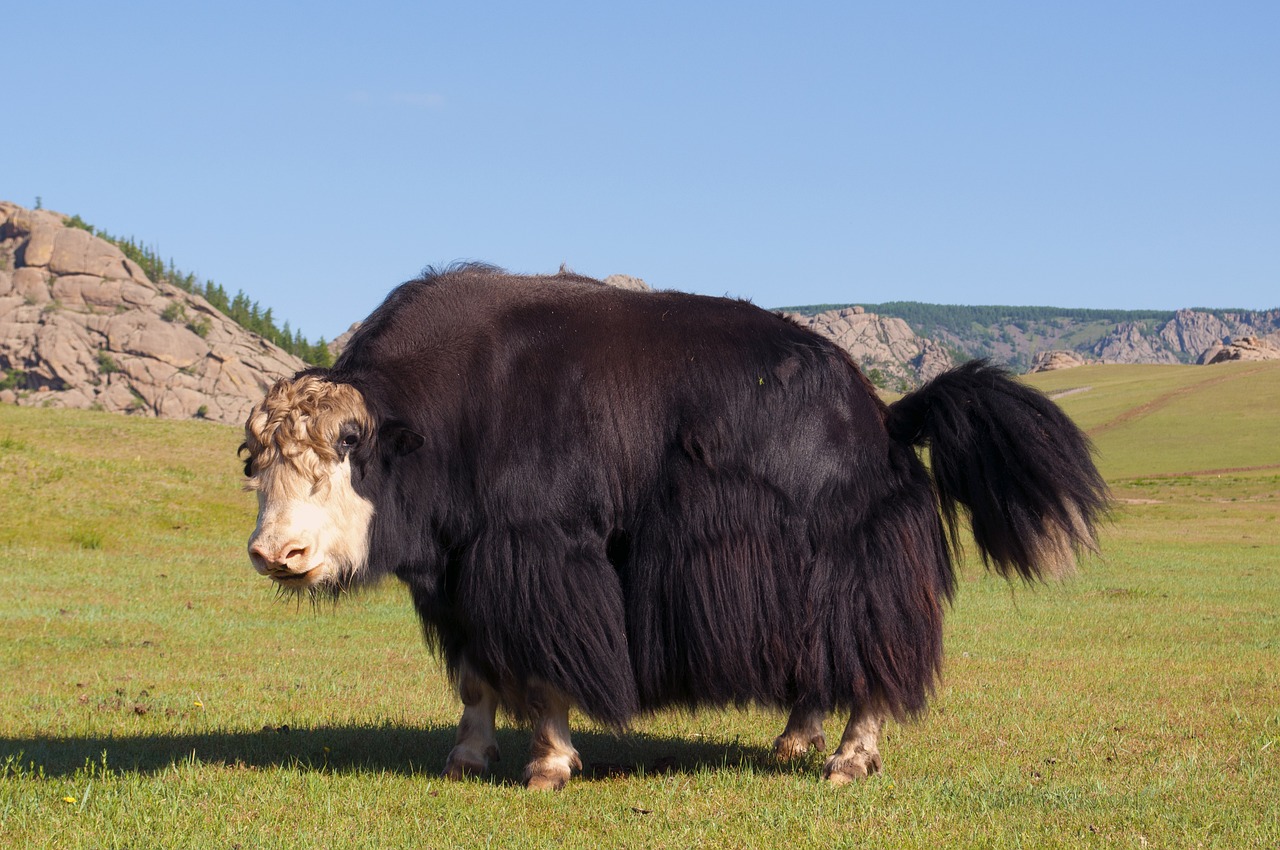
[1, 362, 1277, 848]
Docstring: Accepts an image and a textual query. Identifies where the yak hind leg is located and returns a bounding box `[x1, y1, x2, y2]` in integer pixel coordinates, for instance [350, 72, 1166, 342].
[823, 706, 884, 785]
[442, 663, 500, 780]
[773, 705, 827, 762]
[522, 682, 582, 791]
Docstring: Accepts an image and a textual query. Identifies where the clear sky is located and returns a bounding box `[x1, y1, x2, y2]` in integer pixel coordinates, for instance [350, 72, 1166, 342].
[5, 1, 1277, 341]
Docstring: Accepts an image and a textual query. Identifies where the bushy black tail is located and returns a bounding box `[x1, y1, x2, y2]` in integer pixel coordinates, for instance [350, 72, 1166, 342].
[886, 361, 1109, 580]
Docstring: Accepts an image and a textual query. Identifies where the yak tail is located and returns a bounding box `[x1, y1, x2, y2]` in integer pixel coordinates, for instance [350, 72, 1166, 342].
[886, 360, 1109, 580]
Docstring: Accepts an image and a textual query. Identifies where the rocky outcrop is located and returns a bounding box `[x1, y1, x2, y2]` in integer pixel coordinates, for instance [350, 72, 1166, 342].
[1030, 350, 1094, 372]
[0, 201, 304, 425]
[328, 323, 361, 361]
[602, 274, 651, 292]
[1202, 335, 1280, 364]
[785, 306, 952, 389]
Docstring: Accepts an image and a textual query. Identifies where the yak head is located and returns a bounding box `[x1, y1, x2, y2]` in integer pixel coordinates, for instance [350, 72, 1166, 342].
[240, 373, 421, 592]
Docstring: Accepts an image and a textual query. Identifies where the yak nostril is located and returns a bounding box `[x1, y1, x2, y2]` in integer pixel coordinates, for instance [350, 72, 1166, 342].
[285, 547, 307, 562]
[248, 542, 270, 567]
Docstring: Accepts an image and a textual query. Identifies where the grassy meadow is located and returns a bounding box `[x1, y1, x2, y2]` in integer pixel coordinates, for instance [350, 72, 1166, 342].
[1, 361, 1277, 848]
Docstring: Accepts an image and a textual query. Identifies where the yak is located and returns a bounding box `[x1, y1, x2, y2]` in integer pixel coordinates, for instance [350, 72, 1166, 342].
[241, 264, 1107, 789]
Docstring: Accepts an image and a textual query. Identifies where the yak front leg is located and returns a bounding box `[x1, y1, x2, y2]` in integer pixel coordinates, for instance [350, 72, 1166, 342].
[442, 662, 500, 779]
[823, 707, 884, 785]
[773, 704, 827, 761]
[522, 682, 582, 791]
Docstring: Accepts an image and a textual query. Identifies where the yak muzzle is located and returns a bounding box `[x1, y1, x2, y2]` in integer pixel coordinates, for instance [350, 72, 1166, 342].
[248, 537, 326, 587]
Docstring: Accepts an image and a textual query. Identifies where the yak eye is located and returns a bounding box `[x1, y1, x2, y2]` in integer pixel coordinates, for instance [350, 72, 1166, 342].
[337, 429, 360, 455]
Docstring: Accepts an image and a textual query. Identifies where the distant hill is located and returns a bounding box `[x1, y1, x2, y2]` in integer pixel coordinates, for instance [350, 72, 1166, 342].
[780, 301, 1280, 379]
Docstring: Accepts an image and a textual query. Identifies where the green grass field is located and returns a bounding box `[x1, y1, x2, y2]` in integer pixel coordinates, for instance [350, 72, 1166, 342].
[2, 361, 1277, 848]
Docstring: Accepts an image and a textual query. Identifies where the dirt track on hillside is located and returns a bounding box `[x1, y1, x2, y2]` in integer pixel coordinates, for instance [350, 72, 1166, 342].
[1087, 364, 1271, 437]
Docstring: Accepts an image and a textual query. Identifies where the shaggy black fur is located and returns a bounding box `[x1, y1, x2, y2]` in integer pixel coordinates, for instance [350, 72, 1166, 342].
[317, 264, 1106, 727]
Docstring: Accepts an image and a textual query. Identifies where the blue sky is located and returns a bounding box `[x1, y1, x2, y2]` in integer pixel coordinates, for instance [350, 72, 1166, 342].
[5, 1, 1277, 341]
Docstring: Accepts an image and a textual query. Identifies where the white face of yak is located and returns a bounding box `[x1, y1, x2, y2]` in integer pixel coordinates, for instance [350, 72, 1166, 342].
[242, 376, 376, 591]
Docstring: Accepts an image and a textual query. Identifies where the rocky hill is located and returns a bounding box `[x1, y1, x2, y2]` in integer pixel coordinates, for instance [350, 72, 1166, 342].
[1086, 309, 1280, 365]
[0, 202, 304, 425]
[786, 301, 1280, 381]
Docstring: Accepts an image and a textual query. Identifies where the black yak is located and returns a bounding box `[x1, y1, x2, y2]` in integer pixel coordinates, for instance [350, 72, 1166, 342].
[241, 264, 1107, 789]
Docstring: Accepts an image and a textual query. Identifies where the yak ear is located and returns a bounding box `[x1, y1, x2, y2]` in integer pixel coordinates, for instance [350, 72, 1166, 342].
[381, 421, 425, 456]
